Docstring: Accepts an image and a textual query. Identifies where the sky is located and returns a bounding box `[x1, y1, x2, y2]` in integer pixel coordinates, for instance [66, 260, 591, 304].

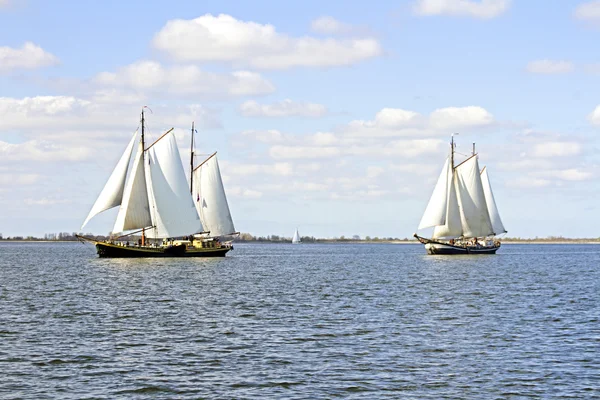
[2, 0, 600, 239]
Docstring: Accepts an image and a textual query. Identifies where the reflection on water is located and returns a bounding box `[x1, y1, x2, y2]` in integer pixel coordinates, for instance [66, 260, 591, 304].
[1, 242, 599, 398]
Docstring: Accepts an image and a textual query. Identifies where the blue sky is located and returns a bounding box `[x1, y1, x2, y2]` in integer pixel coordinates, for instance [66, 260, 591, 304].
[2, 0, 600, 239]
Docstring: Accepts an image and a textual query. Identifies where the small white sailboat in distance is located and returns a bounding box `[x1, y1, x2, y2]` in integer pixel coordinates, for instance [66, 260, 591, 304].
[292, 228, 301, 244]
[414, 134, 506, 255]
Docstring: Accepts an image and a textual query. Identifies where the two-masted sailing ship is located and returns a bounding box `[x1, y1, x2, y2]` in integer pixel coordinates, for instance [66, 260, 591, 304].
[78, 108, 237, 258]
[414, 135, 506, 255]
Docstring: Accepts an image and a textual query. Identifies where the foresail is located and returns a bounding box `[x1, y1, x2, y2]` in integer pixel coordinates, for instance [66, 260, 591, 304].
[112, 143, 152, 233]
[81, 131, 137, 229]
[432, 168, 462, 239]
[192, 154, 235, 237]
[418, 158, 449, 230]
[145, 132, 203, 239]
[481, 167, 506, 235]
[454, 156, 494, 238]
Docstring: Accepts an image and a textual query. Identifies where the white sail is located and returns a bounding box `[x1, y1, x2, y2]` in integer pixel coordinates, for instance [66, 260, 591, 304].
[454, 156, 494, 238]
[81, 131, 137, 229]
[292, 228, 301, 243]
[432, 167, 462, 239]
[145, 132, 203, 238]
[192, 154, 236, 237]
[481, 167, 506, 235]
[418, 158, 449, 230]
[112, 143, 153, 233]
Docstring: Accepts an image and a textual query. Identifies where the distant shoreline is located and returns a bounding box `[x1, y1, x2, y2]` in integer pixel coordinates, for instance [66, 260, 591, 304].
[2, 239, 600, 245]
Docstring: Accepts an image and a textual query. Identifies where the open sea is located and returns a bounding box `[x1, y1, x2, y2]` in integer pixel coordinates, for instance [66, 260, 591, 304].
[0, 241, 598, 399]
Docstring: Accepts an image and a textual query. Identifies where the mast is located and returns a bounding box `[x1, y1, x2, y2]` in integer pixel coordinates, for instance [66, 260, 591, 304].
[190, 121, 195, 194]
[141, 108, 146, 247]
[450, 134, 455, 169]
[472, 142, 476, 156]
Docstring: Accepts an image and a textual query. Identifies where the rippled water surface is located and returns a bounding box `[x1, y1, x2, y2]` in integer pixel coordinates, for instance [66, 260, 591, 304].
[1, 242, 599, 398]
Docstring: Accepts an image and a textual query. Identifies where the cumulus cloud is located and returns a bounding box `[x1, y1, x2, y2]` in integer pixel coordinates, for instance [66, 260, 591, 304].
[526, 60, 574, 74]
[344, 106, 494, 137]
[0, 139, 92, 163]
[93, 61, 275, 98]
[0, 95, 220, 134]
[310, 16, 372, 36]
[0, 42, 59, 73]
[413, 0, 511, 19]
[152, 14, 382, 69]
[239, 99, 328, 118]
[574, 0, 600, 21]
[531, 142, 582, 158]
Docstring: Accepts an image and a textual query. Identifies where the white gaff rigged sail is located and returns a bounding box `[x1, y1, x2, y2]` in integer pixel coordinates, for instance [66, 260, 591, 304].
[454, 156, 494, 238]
[145, 132, 203, 238]
[418, 158, 449, 230]
[112, 143, 153, 233]
[481, 167, 506, 235]
[81, 131, 137, 229]
[192, 154, 235, 236]
[432, 168, 462, 239]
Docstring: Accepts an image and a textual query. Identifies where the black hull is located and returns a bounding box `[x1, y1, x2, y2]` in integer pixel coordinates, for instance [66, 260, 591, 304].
[95, 242, 231, 258]
[414, 234, 500, 255]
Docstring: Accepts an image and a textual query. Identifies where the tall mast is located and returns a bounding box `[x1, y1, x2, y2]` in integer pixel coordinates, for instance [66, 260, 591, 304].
[141, 108, 145, 152]
[472, 142, 476, 156]
[141, 108, 146, 246]
[190, 121, 195, 194]
[450, 134, 455, 169]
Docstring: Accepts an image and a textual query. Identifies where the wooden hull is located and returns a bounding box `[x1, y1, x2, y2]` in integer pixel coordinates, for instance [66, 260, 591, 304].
[95, 242, 231, 258]
[415, 234, 500, 255]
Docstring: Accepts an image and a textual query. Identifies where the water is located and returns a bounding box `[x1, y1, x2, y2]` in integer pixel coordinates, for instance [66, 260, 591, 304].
[0, 242, 598, 399]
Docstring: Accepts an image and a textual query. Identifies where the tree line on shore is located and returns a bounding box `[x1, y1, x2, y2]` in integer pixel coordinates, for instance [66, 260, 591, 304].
[2, 232, 600, 243]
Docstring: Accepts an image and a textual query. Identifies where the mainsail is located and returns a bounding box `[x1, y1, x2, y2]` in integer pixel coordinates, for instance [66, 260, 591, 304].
[81, 131, 138, 230]
[419, 146, 502, 240]
[145, 132, 203, 239]
[192, 153, 236, 237]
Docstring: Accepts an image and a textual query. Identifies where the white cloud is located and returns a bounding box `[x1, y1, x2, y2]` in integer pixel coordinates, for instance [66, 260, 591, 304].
[507, 177, 551, 188]
[152, 14, 382, 69]
[225, 162, 294, 176]
[413, 0, 510, 19]
[0, 139, 92, 163]
[531, 142, 582, 158]
[367, 166, 385, 178]
[0, 42, 59, 73]
[345, 106, 494, 137]
[526, 60, 574, 74]
[0, 96, 220, 134]
[310, 16, 371, 36]
[228, 187, 263, 198]
[270, 145, 341, 159]
[429, 106, 494, 129]
[574, 1, 600, 21]
[241, 130, 286, 143]
[240, 99, 328, 118]
[0, 173, 39, 186]
[588, 104, 600, 125]
[93, 61, 275, 98]
[549, 169, 593, 181]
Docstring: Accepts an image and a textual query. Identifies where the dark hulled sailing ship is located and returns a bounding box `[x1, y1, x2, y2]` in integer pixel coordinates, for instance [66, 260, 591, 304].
[78, 109, 237, 258]
[414, 135, 506, 255]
